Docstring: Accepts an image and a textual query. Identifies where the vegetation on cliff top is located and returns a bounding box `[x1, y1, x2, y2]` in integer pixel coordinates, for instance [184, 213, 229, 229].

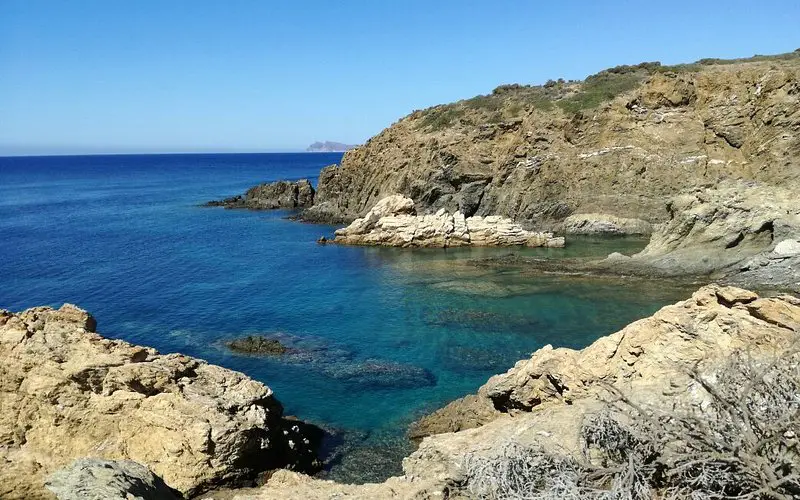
[414, 50, 800, 131]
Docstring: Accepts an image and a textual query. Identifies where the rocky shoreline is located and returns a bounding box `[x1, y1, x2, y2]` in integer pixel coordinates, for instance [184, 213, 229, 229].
[204, 180, 315, 210]
[6, 285, 796, 498]
[328, 194, 565, 248]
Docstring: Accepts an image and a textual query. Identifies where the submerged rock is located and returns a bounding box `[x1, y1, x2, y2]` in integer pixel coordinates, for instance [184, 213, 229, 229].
[226, 335, 287, 355]
[331, 195, 564, 248]
[204, 179, 315, 210]
[321, 359, 436, 389]
[0, 304, 321, 498]
[45, 459, 178, 500]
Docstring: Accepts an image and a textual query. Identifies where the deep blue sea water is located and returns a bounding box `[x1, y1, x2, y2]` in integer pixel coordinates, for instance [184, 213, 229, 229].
[0, 153, 691, 481]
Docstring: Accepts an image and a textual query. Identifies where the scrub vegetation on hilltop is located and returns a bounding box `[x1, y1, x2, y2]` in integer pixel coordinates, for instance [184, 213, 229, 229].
[414, 49, 800, 131]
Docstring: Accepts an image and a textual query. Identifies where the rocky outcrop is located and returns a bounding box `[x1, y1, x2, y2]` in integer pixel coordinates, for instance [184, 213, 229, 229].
[205, 284, 800, 499]
[0, 304, 320, 499]
[331, 195, 565, 248]
[563, 213, 652, 235]
[604, 182, 800, 291]
[205, 179, 315, 210]
[45, 459, 178, 500]
[303, 56, 800, 229]
[226, 336, 287, 355]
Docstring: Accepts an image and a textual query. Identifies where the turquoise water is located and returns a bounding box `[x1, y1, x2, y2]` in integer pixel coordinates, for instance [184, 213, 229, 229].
[0, 153, 690, 481]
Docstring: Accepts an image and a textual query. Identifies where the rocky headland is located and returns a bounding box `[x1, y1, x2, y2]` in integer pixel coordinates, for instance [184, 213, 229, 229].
[329, 194, 565, 248]
[287, 52, 800, 289]
[204, 179, 315, 210]
[5, 285, 798, 498]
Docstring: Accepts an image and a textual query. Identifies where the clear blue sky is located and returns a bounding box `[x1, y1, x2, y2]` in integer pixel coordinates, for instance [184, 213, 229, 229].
[1, 1, 798, 155]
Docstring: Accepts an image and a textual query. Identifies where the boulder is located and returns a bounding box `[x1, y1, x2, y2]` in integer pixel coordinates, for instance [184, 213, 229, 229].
[0, 304, 320, 499]
[45, 459, 178, 500]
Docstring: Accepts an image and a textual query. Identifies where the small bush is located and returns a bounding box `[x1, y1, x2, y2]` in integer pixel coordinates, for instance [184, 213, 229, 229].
[459, 347, 800, 499]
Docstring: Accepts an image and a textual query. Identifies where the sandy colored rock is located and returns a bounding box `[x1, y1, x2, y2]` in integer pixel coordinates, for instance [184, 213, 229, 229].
[332, 195, 564, 248]
[0, 304, 319, 499]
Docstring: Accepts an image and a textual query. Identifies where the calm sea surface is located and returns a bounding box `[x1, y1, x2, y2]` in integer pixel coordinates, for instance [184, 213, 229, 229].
[0, 153, 691, 481]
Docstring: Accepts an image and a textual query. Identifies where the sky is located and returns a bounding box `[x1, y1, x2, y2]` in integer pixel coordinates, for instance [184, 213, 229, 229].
[1, 1, 799, 155]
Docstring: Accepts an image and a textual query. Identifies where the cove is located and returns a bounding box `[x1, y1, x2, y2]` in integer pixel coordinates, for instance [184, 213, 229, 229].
[0, 153, 692, 482]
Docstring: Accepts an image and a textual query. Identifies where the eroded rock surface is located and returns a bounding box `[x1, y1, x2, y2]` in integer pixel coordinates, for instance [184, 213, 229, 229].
[205, 179, 315, 210]
[0, 304, 320, 499]
[609, 182, 800, 291]
[332, 195, 565, 248]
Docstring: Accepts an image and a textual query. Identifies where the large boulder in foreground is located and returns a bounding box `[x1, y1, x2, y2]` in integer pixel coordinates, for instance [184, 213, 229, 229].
[331, 195, 565, 248]
[0, 304, 320, 499]
[205, 179, 315, 210]
[45, 459, 178, 500]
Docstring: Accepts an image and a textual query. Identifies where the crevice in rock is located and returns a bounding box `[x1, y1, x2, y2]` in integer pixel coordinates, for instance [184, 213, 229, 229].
[725, 232, 745, 249]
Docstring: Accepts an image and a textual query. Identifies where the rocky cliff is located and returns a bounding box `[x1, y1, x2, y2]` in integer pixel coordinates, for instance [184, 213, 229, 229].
[304, 53, 800, 231]
[0, 304, 320, 499]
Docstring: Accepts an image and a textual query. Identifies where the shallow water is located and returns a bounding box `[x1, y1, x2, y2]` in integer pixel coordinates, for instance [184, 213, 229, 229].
[0, 153, 692, 482]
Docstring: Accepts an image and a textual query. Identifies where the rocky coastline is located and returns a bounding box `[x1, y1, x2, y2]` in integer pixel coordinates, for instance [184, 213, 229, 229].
[204, 179, 315, 210]
[7, 285, 797, 498]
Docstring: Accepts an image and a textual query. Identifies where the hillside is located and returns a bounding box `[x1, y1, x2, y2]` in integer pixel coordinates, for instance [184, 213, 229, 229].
[305, 51, 800, 229]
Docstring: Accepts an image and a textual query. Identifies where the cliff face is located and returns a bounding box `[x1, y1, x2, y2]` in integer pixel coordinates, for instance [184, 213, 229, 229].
[306, 55, 800, 229]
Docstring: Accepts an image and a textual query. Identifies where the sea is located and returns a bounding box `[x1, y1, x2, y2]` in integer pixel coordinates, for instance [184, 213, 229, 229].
[0, 153, 691, 482]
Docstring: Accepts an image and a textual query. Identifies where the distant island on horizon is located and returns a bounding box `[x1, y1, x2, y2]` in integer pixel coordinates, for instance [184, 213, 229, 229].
[306, 141, 359, 152]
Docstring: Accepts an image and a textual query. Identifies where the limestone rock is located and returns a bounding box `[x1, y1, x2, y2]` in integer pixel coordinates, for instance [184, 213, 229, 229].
[0, 304, 320, 499]
[205, 180, 315, 210]
[563, 213, 652, 235]
[332, 195, 564, 248]
[45, 459, 178, 500]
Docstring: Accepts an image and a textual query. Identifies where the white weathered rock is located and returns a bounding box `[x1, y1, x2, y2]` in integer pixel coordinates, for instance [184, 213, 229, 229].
[563, 213, 653, 235]
[333, 195, 564, 248]
[0, 304, 318, 499]
[773, 239, 800, 257]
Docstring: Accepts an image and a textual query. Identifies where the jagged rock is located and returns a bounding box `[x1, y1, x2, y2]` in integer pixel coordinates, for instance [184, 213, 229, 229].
[331, 195, 564, 248]
[563, 213, 652, 235]
[226, 335, 287, 355]
[0, 304, 320, 499]
[204, 179, 315, 210]
[45, 459, 178, 500]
